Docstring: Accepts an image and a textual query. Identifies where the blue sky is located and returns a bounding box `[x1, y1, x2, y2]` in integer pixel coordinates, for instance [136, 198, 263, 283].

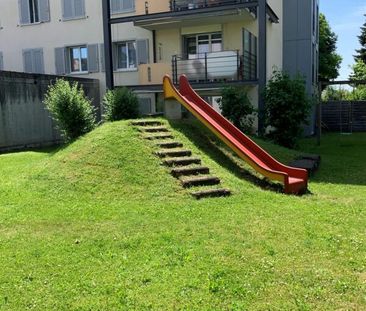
[320, 0, 366, 80]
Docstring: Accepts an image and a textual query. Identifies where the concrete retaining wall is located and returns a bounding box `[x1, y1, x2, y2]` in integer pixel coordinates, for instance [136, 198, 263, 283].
[0, 71, 100, 152]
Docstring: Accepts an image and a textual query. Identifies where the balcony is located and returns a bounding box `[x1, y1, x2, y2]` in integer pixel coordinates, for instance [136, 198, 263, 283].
[169, 0, 257, 15]
[171, 50, 257, 84]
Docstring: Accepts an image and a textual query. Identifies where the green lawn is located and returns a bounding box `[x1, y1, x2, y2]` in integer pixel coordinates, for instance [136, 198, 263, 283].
[0, 120, 365, 310]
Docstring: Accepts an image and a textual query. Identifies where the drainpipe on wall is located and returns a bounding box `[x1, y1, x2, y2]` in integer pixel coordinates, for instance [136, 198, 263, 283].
[102, 0, 114, 90]
[257, 0, 267, 136]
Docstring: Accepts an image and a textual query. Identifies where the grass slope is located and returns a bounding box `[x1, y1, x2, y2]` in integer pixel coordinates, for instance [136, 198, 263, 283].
[0, 119, 365, 310]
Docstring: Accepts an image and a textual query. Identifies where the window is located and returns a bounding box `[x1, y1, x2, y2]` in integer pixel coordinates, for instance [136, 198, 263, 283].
[116, 41, 137, 70]
[22, 48, 44, 74]
[70, 46, 88, 73]
[113, 39, 149, 71]
[54, 44, 99, 75]
[183, 33, 222, 59]
[62, 0, 85, 20]
[0, 52, 3, 71]
[29, 0, 39, 23]
[243, 29, 257, 80]
[110, 0, 135, 14]
[19, 0, 50, 25]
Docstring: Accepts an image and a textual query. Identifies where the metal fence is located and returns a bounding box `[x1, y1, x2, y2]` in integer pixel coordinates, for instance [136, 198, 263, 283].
[172, 50, 257, 84]
[322, 101, 366, 133]
[169, 0, 256, 11]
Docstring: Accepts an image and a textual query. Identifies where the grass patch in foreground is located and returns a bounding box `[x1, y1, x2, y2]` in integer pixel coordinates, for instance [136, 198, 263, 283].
[0, 120, 365, 310]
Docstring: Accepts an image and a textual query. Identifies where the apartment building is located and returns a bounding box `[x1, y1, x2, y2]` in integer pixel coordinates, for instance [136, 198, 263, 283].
[0, 0, 319, 130]
[0, 0, 155, 112]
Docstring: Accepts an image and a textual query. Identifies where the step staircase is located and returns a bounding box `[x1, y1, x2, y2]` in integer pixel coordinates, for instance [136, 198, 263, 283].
[131, 120, 231, 199]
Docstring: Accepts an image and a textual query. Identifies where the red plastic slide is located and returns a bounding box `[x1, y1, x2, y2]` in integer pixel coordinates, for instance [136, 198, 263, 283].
[163, 75, 308, 194]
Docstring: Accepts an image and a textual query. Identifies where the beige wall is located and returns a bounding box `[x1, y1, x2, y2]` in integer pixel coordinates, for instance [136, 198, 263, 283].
[156, 28, 181, 63]
[267, 0, 283, 79]
[139, 64, 172, 85]
[135, 0, 170, 15]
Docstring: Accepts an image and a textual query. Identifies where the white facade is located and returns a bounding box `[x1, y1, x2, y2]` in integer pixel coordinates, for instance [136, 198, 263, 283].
[0, 0, 155, 107]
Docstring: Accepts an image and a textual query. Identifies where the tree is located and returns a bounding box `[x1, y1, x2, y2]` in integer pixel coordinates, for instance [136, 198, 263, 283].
[319, 13, 342, 82]
[264, 71, 311, 149]
[103, 87, 140, 121]
[349, 60, 366, 100]
[354, 14, 366, 63]
[217, 86, 255, 134]
[44, 80, 96, 142]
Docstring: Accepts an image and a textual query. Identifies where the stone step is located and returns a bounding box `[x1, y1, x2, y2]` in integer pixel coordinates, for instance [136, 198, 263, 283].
[191, 188, 231, 199]
[144, 133, 174, 140]
[163, 157, 201, 167]
[131, 120, 163, 126]
[156, 141, 184, 149]
[155, 149, 192, 158]
[180, 175, 220, 188]
[140, 126, 169, 133]
[171, 166, 210, 178]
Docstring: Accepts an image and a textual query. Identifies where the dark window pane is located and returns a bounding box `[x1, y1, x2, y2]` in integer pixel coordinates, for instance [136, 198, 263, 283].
[128, 42, 136, 68]
[80, 47, 88, 71]
[70, 48, 80, 72]
[118, 44, 127, 69]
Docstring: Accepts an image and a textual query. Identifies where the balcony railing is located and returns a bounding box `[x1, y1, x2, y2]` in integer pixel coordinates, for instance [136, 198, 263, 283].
[172, 50, 257, 84]
[169, 0, 256, 12]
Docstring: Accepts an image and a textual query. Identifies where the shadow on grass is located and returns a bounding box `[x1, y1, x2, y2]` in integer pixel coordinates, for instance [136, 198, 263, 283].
[299, 133, 366, 186]
[0, 144, 63, 156]
[168, 119, 288, 194]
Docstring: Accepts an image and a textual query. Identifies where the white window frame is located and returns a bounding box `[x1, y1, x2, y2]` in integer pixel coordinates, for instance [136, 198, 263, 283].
[110, 0, 135, 15]
[115, 41, 137, 72]
[184, 32, 223, 59]
[62, 0, 86, 21]
[69, 45, 88, 74]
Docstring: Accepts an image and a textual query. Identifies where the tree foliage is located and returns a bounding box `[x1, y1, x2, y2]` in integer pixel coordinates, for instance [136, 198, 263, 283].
[354, 14, 366, 63]
[319, 13, 342, 81]
[44, 79, 96, 142]
[103, 87, 140, 121]
[264, 71, 311, 149]
[322, 86, 351, 101]
[217, 86, 255, 134]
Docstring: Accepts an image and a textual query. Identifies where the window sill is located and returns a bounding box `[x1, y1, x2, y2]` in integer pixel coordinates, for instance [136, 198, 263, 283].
[114, 68, 138, 73]
[62, 16, 87, 22]
[111, 9, 135, 15]
[69, 71, 90, 75]
[19, 21, 43, 27]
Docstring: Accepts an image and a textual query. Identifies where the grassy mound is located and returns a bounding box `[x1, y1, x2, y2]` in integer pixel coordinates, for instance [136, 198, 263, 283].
[0, 120, 365, 310]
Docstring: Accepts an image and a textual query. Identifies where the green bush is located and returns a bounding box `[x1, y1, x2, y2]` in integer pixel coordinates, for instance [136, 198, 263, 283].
[44, 79, 96, 142]
[103, 87, 140, 121]
[264, 70, 311, 148]
[218, 86, 255, 133]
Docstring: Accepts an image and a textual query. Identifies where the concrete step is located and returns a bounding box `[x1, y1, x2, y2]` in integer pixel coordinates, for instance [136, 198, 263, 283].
[163, 157, 201, 167]
[171, 166, 210, 178]
[155, 149, 192, 158]
[131, 120, 163, 126]
[191, 188, 231, 199]
[180, 175, 220, 188]
[140, 126, 169, 133]
[155, 141, 184, 149]
[144, 133, 174, 140]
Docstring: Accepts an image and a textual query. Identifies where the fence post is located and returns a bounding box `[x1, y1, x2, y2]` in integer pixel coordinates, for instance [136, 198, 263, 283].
[236, 50, 240, 81]
[317, 82, 322, 146]
[204, 53, 208, 82]
[172, 55, 177, 84]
